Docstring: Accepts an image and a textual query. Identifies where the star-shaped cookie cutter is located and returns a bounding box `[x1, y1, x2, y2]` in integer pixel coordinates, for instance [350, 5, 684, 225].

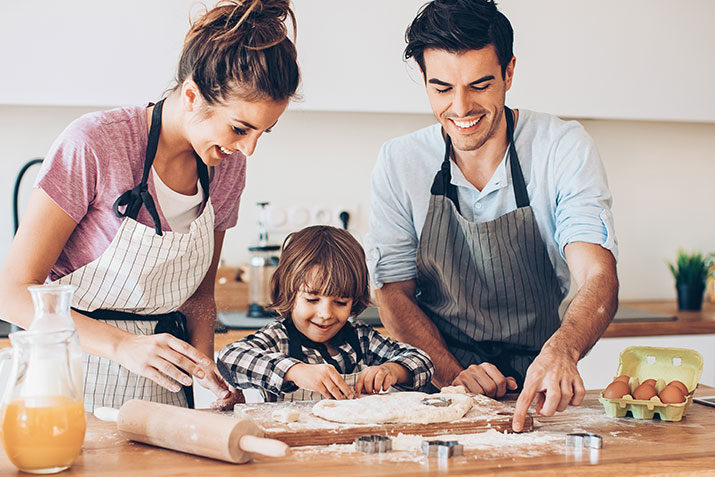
[421, 440, 464, 458]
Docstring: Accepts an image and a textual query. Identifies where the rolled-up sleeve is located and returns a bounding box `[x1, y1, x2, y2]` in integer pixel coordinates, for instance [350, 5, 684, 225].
[366, 142, 420, 288]
[552, 125, 618, 260]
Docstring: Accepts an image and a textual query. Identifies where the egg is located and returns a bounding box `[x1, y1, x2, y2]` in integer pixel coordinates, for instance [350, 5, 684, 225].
[632, 383, 657, 400]
[613, 375, 630, 383]
[668, 380, 689, 395]
[659, 384, 686, 404]
[641, 378, 656, 387]
[603, 380, 631, 399]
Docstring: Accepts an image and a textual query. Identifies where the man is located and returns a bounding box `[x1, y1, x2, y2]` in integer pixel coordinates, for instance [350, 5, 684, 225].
[366, 0, 618, 432]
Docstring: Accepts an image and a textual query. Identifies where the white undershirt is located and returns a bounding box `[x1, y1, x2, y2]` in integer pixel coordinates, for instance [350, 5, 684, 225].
[151, 167, 203, 233]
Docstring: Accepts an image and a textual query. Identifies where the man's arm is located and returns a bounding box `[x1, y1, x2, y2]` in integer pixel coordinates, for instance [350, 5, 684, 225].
[512, 241, 618, 431]
[375, 279, 463, 388]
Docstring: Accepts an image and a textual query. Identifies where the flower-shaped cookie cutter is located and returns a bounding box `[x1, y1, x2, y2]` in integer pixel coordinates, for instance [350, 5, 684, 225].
[354, 435, 392, 453]
[421, 396, 452, 407]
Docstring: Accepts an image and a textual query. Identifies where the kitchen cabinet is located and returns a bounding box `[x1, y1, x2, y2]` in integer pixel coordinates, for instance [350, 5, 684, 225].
[1, 1, 714, 122]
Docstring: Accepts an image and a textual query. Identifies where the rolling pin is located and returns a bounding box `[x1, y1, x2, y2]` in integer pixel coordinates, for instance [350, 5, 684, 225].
[94, 400, 289, 464]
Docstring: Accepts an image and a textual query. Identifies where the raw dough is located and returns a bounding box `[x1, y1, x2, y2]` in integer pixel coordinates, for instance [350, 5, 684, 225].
[440, 385, 468, 394]
[271, 407, 301, 423]
[311, 392, 473, 425]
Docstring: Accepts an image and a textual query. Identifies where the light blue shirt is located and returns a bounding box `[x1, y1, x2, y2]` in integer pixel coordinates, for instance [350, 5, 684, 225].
[366, 109, 617, 296]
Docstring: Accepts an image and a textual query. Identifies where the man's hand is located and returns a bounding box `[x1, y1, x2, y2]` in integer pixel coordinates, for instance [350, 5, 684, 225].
[512, 347, 586, 432]
[451, 362, 518, 398]
[284, 363, 355, 400]
[355, 363, 407, 395]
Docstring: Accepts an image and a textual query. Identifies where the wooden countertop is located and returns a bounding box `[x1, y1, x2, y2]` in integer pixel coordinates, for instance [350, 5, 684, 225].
[602, 300, 715, 338]
[2, 387, 713, 476]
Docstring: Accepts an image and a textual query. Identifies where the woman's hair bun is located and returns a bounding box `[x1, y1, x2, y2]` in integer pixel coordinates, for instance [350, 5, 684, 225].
[176, 0, 300, 103]
[216, 0, 296, 50]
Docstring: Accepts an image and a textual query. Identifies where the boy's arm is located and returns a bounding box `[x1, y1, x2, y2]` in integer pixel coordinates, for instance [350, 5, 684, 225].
[358, 323, 434, 390]
[216, 322, 303, 397]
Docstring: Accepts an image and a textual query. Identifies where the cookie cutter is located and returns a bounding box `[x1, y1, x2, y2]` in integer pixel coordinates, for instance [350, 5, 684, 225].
[565, 432, 603, 449]
[421, 440, 464, 458]
[354, 435, 392, 453]
[421, 396, 452, 407]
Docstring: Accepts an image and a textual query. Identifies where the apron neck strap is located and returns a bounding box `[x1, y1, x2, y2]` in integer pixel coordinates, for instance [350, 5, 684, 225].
[112, 99, 211, 235]
[505, 107, 529, 208]
[431, 106, 530, 209]
[284, 318, 363, 373]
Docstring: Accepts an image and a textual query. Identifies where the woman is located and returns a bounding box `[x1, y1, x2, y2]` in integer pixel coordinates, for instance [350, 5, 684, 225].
[0, 0, 300, 411]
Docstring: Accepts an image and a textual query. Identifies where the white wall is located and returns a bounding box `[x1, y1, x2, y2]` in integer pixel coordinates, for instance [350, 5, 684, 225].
[1, 104, 713, 300]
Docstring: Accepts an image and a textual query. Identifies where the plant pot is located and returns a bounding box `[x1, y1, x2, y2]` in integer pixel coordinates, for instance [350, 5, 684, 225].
[676, 283, 705, 311]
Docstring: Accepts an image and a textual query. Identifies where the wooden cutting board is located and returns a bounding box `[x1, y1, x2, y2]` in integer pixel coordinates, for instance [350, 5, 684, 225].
[234, 394, 532, 447]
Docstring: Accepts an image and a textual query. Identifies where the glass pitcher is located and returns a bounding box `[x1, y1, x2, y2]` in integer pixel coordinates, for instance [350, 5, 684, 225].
[27, 284, 84, 400]
[0, 329, 86, 474]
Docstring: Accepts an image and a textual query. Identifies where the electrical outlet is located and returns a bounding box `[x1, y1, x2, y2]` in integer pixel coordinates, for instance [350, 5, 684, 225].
[311, 206, 332, 225]
[333, 205, 352, 230]
[287, 205, 310, 229]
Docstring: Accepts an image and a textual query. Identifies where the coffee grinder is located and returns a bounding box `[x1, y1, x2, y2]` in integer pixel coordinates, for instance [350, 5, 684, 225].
[247, 202, 280, 318]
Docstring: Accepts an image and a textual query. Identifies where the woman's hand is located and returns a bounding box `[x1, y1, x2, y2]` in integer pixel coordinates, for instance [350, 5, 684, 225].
[355, 363, 405, 395]
[284, 363, 354, 400]
[115, 332, 215, 393]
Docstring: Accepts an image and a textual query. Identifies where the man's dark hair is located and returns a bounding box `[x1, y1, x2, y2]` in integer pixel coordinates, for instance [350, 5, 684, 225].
[405, 0, 514, 78]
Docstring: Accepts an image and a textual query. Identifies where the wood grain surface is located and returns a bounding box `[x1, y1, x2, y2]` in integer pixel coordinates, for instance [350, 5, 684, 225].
[234, 394, 532, 446]
[2, 387, 714, 476]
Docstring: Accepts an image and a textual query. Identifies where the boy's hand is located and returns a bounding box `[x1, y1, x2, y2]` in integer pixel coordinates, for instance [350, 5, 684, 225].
[285, 363, 354, 400]
[355, 363, 405, 395]
[209, 386, 245, 411]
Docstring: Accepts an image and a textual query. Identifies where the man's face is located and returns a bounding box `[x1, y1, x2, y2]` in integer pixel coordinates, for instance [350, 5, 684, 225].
[423, 46, 515, 154]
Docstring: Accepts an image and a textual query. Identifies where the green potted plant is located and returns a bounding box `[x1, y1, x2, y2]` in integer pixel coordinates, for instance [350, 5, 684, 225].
[668, 249, 709, 310]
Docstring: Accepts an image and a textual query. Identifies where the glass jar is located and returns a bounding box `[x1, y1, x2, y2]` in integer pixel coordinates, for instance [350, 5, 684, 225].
[0, 329, 86, 473]
[27, 284, 84, 401]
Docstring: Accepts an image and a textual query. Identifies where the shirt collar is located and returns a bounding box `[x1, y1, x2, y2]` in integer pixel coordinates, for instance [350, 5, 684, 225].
[449, 145, 511, 197]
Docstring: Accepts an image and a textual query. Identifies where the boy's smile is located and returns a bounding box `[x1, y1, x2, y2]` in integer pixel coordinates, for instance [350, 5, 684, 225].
[292, 289, 354, 343]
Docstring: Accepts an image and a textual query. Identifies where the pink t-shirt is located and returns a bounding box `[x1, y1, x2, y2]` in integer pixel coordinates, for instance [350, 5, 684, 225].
[36, 105, 246, 282]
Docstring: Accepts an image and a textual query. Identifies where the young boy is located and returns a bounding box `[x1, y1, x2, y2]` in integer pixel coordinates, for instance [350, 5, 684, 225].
[217, 225, 434, 401]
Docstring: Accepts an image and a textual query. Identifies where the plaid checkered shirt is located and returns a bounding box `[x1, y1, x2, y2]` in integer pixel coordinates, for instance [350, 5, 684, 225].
[217, 319, 434, 402]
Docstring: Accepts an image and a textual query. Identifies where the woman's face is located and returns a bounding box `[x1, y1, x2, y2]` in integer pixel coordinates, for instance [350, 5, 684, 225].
[183, 82, 289, 166]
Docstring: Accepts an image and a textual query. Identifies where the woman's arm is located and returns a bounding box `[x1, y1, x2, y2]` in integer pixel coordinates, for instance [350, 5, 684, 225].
[181, 231, 224, 359]
[0, 188, 210, 393]
[179, 231, 241, 402]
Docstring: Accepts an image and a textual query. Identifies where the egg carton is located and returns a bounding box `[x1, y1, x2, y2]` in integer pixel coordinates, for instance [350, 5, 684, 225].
[598, 346, 703, 421]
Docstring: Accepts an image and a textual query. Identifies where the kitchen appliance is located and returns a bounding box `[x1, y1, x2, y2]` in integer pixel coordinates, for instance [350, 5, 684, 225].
[247, 202, 280, 318]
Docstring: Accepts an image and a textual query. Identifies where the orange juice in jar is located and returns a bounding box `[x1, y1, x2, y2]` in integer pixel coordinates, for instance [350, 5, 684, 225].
[1, 396, 86, 473]
[0, 328, 86, 474]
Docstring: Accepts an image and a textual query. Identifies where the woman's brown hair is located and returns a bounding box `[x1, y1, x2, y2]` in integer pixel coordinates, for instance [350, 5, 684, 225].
[269, 226, 371, 318]
[176, 0, 300, 103]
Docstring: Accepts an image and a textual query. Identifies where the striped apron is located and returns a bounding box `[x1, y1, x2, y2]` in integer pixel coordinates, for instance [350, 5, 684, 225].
[271, 320, 364, 402]
[415, 107, 562, 386]
[54, 99, 215, 411]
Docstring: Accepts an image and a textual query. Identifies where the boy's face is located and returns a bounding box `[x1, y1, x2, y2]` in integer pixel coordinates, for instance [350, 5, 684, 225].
[291, 287, 353, 343]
